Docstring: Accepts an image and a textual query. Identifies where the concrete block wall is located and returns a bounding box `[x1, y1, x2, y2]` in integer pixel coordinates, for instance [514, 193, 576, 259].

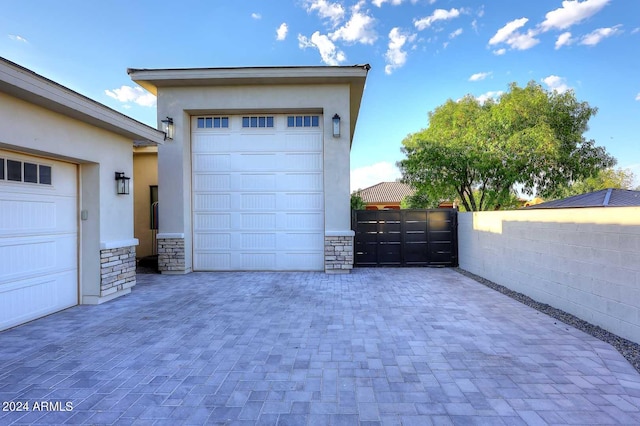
[458, 207, 640, 343]
[100, 246, 136, 297]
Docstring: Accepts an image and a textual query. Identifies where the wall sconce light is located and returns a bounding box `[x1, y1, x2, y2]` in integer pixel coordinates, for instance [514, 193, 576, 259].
[115, 172, 130, 195]
[161, 116, 174, 141]
[332, 114, 341, 138]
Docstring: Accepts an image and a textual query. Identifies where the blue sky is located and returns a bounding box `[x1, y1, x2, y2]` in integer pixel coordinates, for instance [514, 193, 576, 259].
[2, 0, 639, 193]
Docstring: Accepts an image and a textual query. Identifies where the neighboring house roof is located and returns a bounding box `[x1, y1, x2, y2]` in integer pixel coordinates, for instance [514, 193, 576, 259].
[128, 64, 370, 145]
[525, 188, 640, 209]
[0, 57, 165, 146]
[357, 182, 415, 204]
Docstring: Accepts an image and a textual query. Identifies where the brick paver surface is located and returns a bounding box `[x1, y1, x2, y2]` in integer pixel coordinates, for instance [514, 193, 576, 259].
[1, 268, 640, 425]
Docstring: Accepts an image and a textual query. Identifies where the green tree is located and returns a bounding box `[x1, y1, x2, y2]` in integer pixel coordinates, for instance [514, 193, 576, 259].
[398, 81, 616, 211]
[558, 167, 636, 197]
[400, 188, 435, 209]
[350, 191, 367, 210]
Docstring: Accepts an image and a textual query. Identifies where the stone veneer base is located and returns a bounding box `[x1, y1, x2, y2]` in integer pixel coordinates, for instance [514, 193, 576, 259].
[99, 245, 136, 298]
[157, 237, 186, 273]
[324, 234, 354, 273]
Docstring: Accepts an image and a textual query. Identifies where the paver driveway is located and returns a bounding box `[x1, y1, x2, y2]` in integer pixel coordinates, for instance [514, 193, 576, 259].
[1, 268, 640, 425]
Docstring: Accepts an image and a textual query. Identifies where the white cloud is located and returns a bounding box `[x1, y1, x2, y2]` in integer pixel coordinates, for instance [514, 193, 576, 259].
[475, 90, 503, 104]
[636, 93, 640, 101]
[633, 28, 640, 34]
[351, 162, 402, 192]
[276, 23, 288, 41]
[579, 25, 622, 46]
[384, 27, 416, 75]
[542, 75, 571, 93]
[372, 0, 419, 6]
[105, 85, 156, 107]
[555, 32, 573, 49]
[489, 17, 528, 45]
[469, 71, 491, 82]
[251, 13, 262, 20]
[330, 1, 377, 45]
[450, 28, 463, 39]
[414, 8, 462, 31]
[298, 31, 346, 65]
[493, 48, 506, 56]
[8, 34, 27, 43]
[304, 0, 345, 27]
[488, 18, 539, 51]
[540, 0, 610, 32]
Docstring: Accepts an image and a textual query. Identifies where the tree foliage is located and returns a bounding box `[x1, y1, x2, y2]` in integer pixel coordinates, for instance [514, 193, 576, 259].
[557, 167, 636, 198]
[400, 188, 435, 209]
[350, 191, 367, 210]
[398, 81, 616, 211]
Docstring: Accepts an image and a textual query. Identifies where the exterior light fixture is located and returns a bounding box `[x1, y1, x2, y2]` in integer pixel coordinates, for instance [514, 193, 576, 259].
[115, 172, 130, 195]
[332, 114, 341, 138]
[161, 116, 174, 140]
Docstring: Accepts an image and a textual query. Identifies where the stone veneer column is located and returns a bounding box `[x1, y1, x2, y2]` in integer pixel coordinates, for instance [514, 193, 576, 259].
[324, 231, 354, 274]
[157, 233, 186, 273]
[99, 245, 136, 297]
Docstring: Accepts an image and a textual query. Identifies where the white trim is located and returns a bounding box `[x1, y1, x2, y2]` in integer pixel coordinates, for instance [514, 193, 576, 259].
[100, 239, 139, 250]
[325, 230, 355, 237]
[156, 233, 185, 239]
[82, 288, 131, 305]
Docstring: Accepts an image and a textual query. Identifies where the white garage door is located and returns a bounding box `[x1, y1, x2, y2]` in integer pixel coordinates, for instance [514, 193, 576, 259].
[192, 114, 324, 271]
[0, 150, 78, 331]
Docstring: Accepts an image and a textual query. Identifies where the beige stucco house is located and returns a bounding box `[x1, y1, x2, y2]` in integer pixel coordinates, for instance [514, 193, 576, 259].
[0, 57, 164, 331]
[129, 65, 369, 273]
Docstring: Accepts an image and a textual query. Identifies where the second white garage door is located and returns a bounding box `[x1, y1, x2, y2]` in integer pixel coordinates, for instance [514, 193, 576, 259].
[192, 114, 324, 271]
[0, 150, 78, 331]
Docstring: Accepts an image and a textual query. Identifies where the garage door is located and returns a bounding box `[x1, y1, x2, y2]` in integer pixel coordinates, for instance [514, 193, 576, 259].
[192, 114, 324, 270]
[0, 150, 78, 331]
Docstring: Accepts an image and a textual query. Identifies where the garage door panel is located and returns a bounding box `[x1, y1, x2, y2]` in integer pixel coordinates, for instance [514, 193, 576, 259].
[194, 174, 231, 192]
[283, 193, 323, 210]
[241, 213, 276, 229]
[278, 253, 323, 270]
[285, 133, 322, 151]
[195, 233, 231, 250]
[236, 133, 279, 152]
[241, 193, 276, 210]
[286, 213, 323, 230]
[284, 153, 322, 171]
[194, 213, 231, 230]
[241, 233, 276, 250]
[283, 233, 325, 250]
[0, 235, 76, 282]
[240, 174, 276, 191]
[195, 252, 231, 270]
[234, 153, 277, 171]
[193, 193, 231, 210]
[194, 154, 230, 172]
[279, 173, 323, 191]
[192, 134, 232, 153]
[0, 271, 76, 330]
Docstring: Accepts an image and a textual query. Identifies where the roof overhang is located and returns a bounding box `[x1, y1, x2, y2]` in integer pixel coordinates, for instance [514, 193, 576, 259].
[0, 57, 165, 147]
[128, 64, 370, 145]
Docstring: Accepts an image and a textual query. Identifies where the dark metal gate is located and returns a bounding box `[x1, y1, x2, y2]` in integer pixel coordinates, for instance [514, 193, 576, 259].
[352, 209, 458, 267]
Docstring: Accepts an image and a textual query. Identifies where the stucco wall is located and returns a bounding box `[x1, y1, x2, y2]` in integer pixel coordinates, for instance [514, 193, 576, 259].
[156, 83, 353, 273]
[0, 91, 137, 301]
[133, 148, 158, 258]
[458, 208, 640, 343]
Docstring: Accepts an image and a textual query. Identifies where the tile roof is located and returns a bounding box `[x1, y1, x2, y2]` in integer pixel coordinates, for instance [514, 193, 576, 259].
[356, 182, 415, 204]
[525, 188, 640, 209]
